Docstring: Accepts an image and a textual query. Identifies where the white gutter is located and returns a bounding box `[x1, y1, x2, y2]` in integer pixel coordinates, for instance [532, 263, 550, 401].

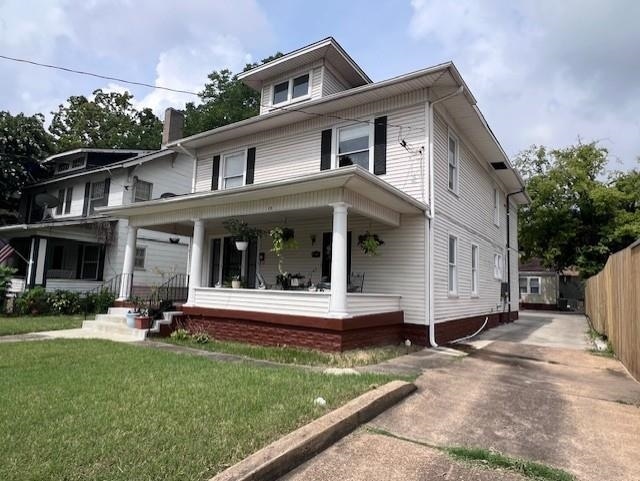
[174, 143, 198, 193]
[425, 86, 464, 347]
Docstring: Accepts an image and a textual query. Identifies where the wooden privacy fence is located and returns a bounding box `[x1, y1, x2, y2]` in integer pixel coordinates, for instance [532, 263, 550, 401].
[585, 239, 640, 381]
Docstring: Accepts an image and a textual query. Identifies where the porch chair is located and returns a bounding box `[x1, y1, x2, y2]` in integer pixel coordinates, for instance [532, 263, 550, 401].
[348, 272, 365, 293]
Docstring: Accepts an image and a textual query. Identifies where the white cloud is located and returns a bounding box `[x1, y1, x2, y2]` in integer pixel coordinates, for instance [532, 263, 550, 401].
[0, 0, 272, 122]
[409, 0, 640, 169]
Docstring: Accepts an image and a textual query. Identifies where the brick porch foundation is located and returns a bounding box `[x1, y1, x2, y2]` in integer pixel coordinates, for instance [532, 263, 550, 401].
[166, 306, 518, 352]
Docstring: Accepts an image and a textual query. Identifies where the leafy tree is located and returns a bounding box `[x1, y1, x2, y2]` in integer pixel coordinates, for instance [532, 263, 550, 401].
[515, 142, 640, 278]
[0, 111, 53, 214]
[49, 89, 162, 151]
[184, 53, 283, 136]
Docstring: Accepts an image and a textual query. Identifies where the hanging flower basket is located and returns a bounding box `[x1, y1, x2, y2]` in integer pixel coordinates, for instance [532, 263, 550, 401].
[222, 218, 262, 250]
[357, 231, 384, 256]
[235, 240, 249, 251]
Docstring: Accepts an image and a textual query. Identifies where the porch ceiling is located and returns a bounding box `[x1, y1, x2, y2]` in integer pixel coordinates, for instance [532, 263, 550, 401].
[99, 167, 426, 229]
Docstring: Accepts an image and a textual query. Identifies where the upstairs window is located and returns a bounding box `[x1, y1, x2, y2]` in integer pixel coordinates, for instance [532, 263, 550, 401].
[55, 187, 73, 215]
[133, 180, 153, 202]
[271, 72, 311, 106]
[338, 124, 370, 170]
[91, 181, 105, 202]
[272, 81, 289, 105]
[291, 74, 309, 99]
[448, 132, 459, 193]
[223, 151, 245, 189]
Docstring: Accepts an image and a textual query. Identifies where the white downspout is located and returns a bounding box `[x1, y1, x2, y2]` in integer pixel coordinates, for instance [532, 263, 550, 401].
[425, 86, 464, 347]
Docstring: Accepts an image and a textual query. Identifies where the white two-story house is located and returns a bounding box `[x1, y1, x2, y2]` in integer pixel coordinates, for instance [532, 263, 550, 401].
[103, 38, 528, 350]
[1, 112, 193, 298]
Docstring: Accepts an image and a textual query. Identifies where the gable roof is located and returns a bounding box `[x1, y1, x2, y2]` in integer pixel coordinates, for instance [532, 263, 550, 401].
[237, 37, 371, 91]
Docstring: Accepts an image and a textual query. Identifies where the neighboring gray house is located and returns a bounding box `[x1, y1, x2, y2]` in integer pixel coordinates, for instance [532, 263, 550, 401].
[103, 38, 528, 350]
[1, 113, 193, 297]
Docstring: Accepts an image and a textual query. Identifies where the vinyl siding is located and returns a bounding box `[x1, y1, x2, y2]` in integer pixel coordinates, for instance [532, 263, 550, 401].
[105, 219, 190, 285]
[194, 90, 429, 201]
[121, 153, 192, 205]
[519, 272, 556, 305]
[200, 213, 427, 325]
[322, 66, 347, 96]
[431, 109, 518, 322]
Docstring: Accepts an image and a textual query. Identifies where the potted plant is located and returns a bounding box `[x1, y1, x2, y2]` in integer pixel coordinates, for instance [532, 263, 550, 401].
[270, 227, 299, 275]
[222, 218, 262, 251]
[358, 231, 384, 256]
[125, 297, 141, 327]
[135, 308, 153, 329]
[231, 275, 242, 289]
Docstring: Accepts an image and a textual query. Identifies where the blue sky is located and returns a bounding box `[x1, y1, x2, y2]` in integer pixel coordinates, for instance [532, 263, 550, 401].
[1, 0, 639, 170]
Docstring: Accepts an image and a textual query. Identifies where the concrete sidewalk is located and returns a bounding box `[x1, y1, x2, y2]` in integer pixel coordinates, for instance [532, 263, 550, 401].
[282, 312, 640, 481]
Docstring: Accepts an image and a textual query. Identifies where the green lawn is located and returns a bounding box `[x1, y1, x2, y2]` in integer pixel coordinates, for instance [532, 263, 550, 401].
[0, 315, 84, 336]
[0, 339, 395, 481]
[160, 335, 419, 367]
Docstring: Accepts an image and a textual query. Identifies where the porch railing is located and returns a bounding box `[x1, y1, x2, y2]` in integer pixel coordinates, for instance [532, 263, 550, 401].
[148, 273, 189, 304]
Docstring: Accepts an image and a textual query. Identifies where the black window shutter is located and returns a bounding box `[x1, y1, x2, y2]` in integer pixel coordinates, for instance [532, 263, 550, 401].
[246, 148, 256, 185]
[103, 178, 111, 203]
[320, 129, 332, 171]
[374, 116, 387, 175]
[56, 189, 64, 215]
[211, 155, 221, 190]
[82, 183, 91, 216]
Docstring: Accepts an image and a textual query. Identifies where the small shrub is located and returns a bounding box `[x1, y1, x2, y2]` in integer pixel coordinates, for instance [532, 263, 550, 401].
[170, 328, 190, 341]
[192, 332, 210, 344]
[94, 289, 116, 314]
[15, 287, 50, 315]
[79, 293, 97, 314]
[49, 290, 81, 315]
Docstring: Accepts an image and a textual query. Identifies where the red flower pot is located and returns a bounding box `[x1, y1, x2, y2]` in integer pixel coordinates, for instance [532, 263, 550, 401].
[135, 316, 153, 329]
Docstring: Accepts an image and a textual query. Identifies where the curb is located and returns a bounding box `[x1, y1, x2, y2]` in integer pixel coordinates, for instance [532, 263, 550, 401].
[209, 380, 416, 481]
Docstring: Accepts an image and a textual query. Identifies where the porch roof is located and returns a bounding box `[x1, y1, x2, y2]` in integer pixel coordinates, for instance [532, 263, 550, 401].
[98, 166, 426, 228]
[0, 215, 111, 235]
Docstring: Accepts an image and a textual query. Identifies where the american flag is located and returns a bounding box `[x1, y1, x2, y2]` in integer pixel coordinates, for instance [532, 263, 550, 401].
[0, 241, 15, 264]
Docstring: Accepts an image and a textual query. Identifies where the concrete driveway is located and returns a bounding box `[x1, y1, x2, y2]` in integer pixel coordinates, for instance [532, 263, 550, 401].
[283, 311, 640, 481]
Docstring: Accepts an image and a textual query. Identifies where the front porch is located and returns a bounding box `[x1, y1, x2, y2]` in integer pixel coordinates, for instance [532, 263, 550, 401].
[104, 167, 427, 350]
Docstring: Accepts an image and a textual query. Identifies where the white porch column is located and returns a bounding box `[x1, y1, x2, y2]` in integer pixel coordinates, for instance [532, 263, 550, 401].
[117, 225, 138, 301]
[186, 219, 205, 306]
[328, 202, 350, 317]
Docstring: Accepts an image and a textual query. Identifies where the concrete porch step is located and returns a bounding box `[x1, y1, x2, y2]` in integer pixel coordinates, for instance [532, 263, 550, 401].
[81, 320, 147, 341]
[94, 314, 128, 324]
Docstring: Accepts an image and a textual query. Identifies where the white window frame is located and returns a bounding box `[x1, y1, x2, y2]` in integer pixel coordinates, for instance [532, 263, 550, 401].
[448, 234, 458, 296]
[493, 253, 504, 280]
[471, 243, 479, 297]
[447, 129, 459, 194]
[493, 188, 500, 227]
[55, 187, 73, 216]
[134, 246, 146, 270]
[333, 121, 375, 172]
[270, 70, 312, 107]
[528, 276, 541, 294]
[520, 276, 541, 295]
[133, 179, 153, 203]
[219, 149, 247, 190]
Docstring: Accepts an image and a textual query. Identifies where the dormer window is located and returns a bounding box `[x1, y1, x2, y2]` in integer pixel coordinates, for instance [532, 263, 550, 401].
[55, 156, 86, 174]
[271, 72, 311, 106]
